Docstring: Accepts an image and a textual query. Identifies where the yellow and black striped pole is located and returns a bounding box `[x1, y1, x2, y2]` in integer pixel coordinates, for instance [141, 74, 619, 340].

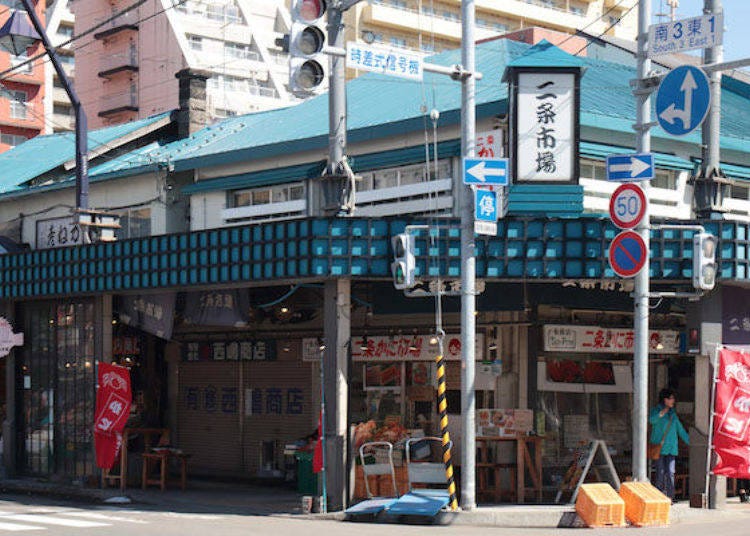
[435, 350, 458, 511]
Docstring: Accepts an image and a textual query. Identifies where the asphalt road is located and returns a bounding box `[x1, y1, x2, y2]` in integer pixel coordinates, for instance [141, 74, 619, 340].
[0, 494, 749, 535]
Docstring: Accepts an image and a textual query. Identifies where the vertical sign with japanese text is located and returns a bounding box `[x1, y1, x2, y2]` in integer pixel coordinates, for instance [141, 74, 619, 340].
[514, 71, 578, 183]
[94, 362, 132, 470]
[712, 348, 750, 478]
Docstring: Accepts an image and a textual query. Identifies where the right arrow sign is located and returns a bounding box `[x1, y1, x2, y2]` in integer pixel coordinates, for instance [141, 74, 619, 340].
[656, 65, 711, 137]
[606, 153, 655, 181]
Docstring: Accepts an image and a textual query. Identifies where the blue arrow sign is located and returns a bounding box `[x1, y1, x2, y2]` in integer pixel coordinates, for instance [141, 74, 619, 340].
[475, 189, 497, 222]
[656, 65, 710, 137]
[606, 153, 655, 181]
[463, 158, 509, 186]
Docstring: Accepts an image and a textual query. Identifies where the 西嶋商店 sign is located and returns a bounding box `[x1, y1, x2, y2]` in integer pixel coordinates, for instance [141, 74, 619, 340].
[543, 324, 679, 355]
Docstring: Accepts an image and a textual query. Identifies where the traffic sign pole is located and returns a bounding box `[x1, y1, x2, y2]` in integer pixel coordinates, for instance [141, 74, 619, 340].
[632, 0, 651, 484]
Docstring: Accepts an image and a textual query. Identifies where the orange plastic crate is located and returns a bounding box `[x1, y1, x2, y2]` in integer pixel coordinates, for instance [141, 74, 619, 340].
[619, 481, 671, 526]
[575, 483, 626, 528]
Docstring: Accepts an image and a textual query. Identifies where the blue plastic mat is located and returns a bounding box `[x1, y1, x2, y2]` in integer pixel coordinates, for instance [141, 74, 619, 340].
[344, 497, 398, 515]
[386, 491, 450, 517]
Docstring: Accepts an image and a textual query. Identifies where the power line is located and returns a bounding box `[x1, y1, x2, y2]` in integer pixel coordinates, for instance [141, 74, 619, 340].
[555, 0, 635, 51]
[572, 2, 641, 57]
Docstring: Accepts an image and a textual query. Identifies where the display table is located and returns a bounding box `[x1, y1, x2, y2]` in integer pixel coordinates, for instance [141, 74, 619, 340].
[102, 427, 169, 491]
[476, 435, 544, 503]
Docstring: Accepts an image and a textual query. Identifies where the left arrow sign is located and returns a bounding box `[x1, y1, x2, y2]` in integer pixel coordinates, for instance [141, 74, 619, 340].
[463, 157, 509, 186]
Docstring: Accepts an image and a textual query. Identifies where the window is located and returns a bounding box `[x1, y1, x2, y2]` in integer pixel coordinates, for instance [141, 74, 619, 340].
[58, 24, 74, 38]
[0, 0, 23, 9]
[0, 133, 27, 147]
[356, 160, 451, 193]
[9, 90, 27, 119]
[213, 108, 237, 118]
[233, 182, 305, 208]
[225, 4, 242, 23]
[58, 53, 75, 65]
[115, 208, 151, 239]
[225, 42, 255, 60]
[206, 4, 224, 20]
[730, 183, 750, 200]
[53, 104, 73, 117]
[10, 51, 32, 73]
[389, 37, 407, 48]
[187, 35, 202, 51]
[652, 169, 677, 190]
[579, 159, 607, 181]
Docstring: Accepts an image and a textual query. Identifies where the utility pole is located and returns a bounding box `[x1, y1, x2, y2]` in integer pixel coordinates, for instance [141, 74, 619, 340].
[632, 0, 651, 483]
[460, 0, 477, 511]
[696, 0, 726, 217]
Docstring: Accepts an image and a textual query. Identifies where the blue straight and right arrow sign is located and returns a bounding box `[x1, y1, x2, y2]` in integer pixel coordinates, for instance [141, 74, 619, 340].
[606, 153, 655, 181]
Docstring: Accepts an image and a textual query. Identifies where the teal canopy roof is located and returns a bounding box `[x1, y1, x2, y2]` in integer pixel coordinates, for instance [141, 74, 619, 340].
[1, 39, 750, 194]
[0, 112, 172, 195]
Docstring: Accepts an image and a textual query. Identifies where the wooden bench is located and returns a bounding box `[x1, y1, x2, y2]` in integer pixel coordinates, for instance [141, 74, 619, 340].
[142, 450, 190, 491]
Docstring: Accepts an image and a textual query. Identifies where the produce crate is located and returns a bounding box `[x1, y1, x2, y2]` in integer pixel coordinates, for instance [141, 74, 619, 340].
[619, 481, 670, 526]
[575, 483, 626, 528]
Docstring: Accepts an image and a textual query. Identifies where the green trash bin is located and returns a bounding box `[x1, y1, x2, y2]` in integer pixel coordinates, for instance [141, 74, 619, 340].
[295, 451, 318, 495]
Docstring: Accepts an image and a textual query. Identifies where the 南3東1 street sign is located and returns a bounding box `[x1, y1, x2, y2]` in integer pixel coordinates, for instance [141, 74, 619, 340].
[609, 230, 648, 278]
[463, 157, 509, 186]
[656, 65, 710, 137]
[609, 183, 647, 230]
[606, 153, 654, 181]
[648, 14, 723, 58]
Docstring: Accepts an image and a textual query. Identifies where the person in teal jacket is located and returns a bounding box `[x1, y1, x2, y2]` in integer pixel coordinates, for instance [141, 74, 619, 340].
[649, 387, 690, 500]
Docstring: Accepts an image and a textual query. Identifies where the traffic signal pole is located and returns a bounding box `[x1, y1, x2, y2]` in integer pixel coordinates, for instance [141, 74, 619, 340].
[632, 0, 651, 483]
[459, 0, 477, 511]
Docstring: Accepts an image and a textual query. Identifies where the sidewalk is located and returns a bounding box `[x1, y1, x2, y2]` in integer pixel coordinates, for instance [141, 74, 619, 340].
[2, 477, 749, 527]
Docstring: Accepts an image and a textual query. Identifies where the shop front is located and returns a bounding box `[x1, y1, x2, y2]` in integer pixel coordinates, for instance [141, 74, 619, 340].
[534, 322, 687, 498]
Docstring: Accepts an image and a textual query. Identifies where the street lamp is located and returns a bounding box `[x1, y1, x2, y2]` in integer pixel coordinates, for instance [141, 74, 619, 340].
[0, 1, 89, 215]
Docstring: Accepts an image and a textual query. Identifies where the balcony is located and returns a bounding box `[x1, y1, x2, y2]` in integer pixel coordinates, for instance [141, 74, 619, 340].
[93, 9, 139, 40]
[362, 2, 498, 42]
[474, 0, 588, 30]
[98, 44, 138, 77]
[98, 89, 138, 117]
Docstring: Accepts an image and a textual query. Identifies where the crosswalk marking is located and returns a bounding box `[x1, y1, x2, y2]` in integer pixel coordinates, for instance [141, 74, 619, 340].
[3, 514, 109, 528]
[0, 521, 42, 531]
[63, 511, 148, 524]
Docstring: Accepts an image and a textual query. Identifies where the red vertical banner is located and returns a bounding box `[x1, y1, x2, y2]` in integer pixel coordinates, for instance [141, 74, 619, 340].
[312, 411, 323, 473]
[712, 348, 750, 478]
[94, 362, 132, 470]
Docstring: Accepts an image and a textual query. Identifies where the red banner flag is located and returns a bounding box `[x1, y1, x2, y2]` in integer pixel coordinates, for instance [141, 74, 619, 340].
[94, 362, 132, 470]
[313, 412, 323, 473]
[712, 348, 750, 478]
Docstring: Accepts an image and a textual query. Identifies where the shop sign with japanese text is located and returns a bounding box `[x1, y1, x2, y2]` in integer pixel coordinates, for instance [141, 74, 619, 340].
[348, 333, 484, 362]
[36, 216, 85, 249]
[515, 72, 577, 182]
[543, 324, 679, 354]
[182, 338, 276, 362]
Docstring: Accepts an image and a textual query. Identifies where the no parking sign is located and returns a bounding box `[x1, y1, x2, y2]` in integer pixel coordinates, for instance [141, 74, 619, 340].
[609, 230, 647, 278]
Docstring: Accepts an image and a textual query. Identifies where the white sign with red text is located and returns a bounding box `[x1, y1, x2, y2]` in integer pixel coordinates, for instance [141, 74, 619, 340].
[303, 334, 484, 361]
[543, 324, 679, 354]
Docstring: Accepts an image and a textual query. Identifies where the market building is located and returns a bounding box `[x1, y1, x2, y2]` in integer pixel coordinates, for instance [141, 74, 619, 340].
[0, 33, 748, 510]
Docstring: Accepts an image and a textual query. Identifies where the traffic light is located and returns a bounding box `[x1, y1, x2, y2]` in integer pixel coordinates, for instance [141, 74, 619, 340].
[289, 0, 328, 96]
[692, 232, 717, 290]
[391, 233, 416, 290]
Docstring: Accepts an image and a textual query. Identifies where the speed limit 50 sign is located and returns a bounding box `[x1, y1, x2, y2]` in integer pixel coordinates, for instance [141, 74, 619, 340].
[609, 183, 647, 229]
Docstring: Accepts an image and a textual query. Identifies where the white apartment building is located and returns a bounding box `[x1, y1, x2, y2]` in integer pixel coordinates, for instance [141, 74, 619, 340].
[46, 0, 640, 130]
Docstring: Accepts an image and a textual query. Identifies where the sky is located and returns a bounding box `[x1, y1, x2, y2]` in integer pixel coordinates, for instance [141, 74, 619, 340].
[657, 0, 750, 63]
